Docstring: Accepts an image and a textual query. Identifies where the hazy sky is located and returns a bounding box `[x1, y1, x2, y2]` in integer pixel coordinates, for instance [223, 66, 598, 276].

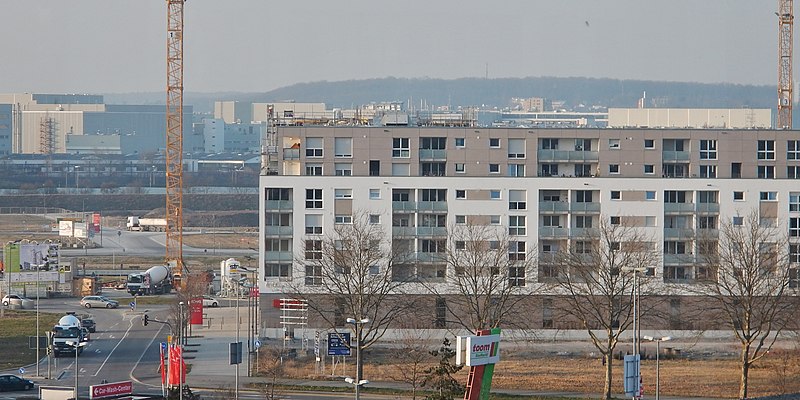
[0, 1, 780, 94]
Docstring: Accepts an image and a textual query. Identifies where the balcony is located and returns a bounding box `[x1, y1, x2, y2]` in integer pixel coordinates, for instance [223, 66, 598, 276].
[570, 228, 597, 238]
[537, 149, 599, 162]
[663, 254, 695, 265]
[265, 226, 293, 236]
[539, 227, 570, 238]
[664, 203, 695, 213]
[419, 149, 447, 160]
[570, 202, 601, 213]
[416, 226, 448, 236]
[266, 200, 293, 210]
[415, 252, 446, 263]
[539, 201, 570, 212]
[417, 201, 448, 212]
[663, 228, 695, 238]
[662, 151, 690, 161]
[392, 201, 417, 211]
[264, 251, 293, 262]
[392, 226, 417, 237]
[696, 203, 720, 213]
[283, 148, 300, 159]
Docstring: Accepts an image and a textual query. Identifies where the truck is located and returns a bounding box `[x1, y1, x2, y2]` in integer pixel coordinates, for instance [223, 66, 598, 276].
[126, 265, 173, 295]
[51, 313, 86, 357]
[126, 216, 167, 232]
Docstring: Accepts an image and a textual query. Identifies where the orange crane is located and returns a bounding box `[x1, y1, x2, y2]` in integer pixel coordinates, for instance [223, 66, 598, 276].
[778, 0, 793, 129]
[165, 0, 186, 280]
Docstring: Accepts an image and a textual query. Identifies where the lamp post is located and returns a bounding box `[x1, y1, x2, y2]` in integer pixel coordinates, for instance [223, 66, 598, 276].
[65, 340, 86, 400]
[178, 301, 185, 400]
[345, 317, 370, 400]
[643, 336, 671, 400]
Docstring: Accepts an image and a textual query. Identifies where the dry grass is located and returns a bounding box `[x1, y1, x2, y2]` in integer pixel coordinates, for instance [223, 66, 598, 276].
[181, 232, 258, 250]
[0, 310, 62, 370]
[270, 348, 800, 398]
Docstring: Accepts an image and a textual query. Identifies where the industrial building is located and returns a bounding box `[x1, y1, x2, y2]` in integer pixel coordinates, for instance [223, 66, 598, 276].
[258, 125, 800, 333]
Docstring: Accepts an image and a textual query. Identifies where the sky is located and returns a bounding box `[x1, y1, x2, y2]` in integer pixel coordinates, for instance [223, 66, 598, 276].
[0, 1, 780, 94]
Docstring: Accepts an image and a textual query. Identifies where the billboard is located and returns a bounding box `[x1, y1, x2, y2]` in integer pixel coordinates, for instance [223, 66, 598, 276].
[58, 220, 74, 237]
[456, 334, 501, 367]
[3, 243, 59, 273]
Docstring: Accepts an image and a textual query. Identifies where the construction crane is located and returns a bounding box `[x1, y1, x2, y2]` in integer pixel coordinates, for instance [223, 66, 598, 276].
[165, 0, 186, 278]
[778, 0, 793, 129]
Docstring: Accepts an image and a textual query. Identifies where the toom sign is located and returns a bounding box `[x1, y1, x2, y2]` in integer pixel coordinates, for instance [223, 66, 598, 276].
[456, 334, 501, 366]
[89, 380, 132, 399]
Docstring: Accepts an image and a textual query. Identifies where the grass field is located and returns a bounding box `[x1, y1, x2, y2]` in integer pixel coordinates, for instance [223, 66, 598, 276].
[0, 310, 62, 370]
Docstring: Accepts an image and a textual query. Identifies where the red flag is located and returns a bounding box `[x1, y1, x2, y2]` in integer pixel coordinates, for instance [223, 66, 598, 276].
[168, 344, 186, 385]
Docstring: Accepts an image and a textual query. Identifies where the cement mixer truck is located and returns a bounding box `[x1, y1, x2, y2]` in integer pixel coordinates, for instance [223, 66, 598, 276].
[51, 313, 86, 357]
[126, 265, 173, 295]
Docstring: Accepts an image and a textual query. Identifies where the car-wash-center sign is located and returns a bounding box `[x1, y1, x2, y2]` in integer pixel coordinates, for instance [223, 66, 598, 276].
[456, 333, 500, 366]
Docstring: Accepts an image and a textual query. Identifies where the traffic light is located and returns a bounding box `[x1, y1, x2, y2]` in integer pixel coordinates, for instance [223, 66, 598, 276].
[143, 314, 149, 326]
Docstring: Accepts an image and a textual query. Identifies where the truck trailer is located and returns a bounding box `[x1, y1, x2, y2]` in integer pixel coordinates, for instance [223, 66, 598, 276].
[126, 216, 167, 232]
[126, 265, 173, 295]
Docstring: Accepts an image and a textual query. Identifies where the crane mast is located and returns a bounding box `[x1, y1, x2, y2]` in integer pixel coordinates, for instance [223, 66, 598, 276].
[778, 0, 793, 129]
[166, 0, 185, 273]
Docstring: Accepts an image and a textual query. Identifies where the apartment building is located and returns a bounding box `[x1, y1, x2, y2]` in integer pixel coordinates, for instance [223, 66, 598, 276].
[259, 126, 800, 331]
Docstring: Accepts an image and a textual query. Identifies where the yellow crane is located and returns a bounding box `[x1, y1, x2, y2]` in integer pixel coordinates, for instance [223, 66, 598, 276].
[778, 0, 793, 129]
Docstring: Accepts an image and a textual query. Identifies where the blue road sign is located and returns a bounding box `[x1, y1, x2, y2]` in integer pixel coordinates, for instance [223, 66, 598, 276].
[18, 367, 24, 375]
[254, 339, 262, 349]
[327, 332, 351, 356]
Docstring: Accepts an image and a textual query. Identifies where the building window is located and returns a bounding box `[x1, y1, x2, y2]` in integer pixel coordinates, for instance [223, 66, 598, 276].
[541, 138, 558, 149]
[508, 164, 525, 177]
[420, 137, 446, 150]
[664, 190, 687, 203]
[266, 188, 290, 201]
[540, 164, 558, 176]
[508, 138, 526, 158]
[698, 216, 717, 229]
[760, 191, 777, 201]
[421, 162, 446, 176]
[509, 215, 526, 235]
[455, 137, 465, 148]
[645, 216, 657, 227]
[733, 191, 744, 201]
[392, 138, 410, 158]
[575, 164, 592, 177]
[455, 215, 466, 224]
[335, 163, 352, 176]
[733, 216, 744, 226]
[789, 140, 800, 160]
[419, 189, 446, 202]
[266, 212, 291, 228]
[575, 215, 593, 228]
[305, 137, 323, 158]
[757, 165, 775, 179]
[644, 139, 655, 149]
[435, 298, 447, 328]
[490, 215, 501, 225]
[335, 215, 353, 224]
[664, 241, 687, 254]
[490, 190, 501, 200]
[305, 189, 322, 208]
[304, 214, 323, 234]
[420, 239, 446, 253]
[699, 140, 717, 160]
[644, 164, 654, 174]
[790, 244, 800, 263]
[788, 166, 800, 179]
[369, 189, 381, 200]
[542, 215, 561, 227]
[455, 163, 465, 173]
[662, 164, 688, 178]
[304, 265, 322, 285]
[698, 191, 718, 203]
[509, 189, 526, 209]
[489, 138, 501, 148]
[609, 164, 620, 174]
[791, 218, 800, 237]
[455, 189, 466, 199]
[509, 241, 527, 262]
[575, 139, 591, 151]
[369, 160, 380, 176]
[369, 214, 380, 224]
[392, 189, 411, 202]
[757, 140, 775, 160]
[334, 188, 353, 199]
[699, 165, 717, 178]
[305, 240, 322, 260]
[266, 238, 291, 252]
[391, 163, 410, 176]
[575, 190, 593, 202]
[419, 214, 446, 228]
[334, 137, 352, 157]
[610, 216, 621, 225]
[489, 164, 500, 173]
[646, 191, 656, 200]
[790, 193, 800, 212]
[609, 138, 621, 149]
[305, 163, 323, 176]
[455, 240, 466, 250]
[610, 191, 621, 200]
[266, 263, 291, 278]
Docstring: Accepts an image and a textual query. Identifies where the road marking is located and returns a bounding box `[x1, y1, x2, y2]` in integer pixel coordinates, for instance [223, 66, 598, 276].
[95, 349, 102, 353]
[129, 323, 165, 388]
[92, 317, 135, 377]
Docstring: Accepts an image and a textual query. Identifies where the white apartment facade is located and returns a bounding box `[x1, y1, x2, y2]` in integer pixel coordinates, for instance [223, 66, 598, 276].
[258, 126, 800, 331]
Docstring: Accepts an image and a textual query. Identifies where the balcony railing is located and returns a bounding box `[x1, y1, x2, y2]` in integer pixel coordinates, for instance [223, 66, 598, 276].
[539, 201, 570, 212]
[664, 203, 695, 213]
[537, 149, 600, 162]
[662, 150, 690, 161]
[283, 148, 300, 159]
[663, 228, 695, 238]
[696, 203, 720, 213]
[539, 227, 570, 237]
[416, 226, 448, 236]
[266, 200, 293, 210]
[418, 149, 447, 160]
[663, 254, 695, 265]
[417, 201, 448, 212]
[265, 226, 293, 236]
[265, 251, 293, 261]
[570, 202, 601, 212]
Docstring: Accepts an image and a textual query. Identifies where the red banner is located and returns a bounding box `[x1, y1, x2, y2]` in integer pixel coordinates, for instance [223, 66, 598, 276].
[250, 286, 259, 298]
[168, 345, 186, 385]
[92, 213, 101, 233]
[190, 297, 203, 325]
[89, 381, 132, 399]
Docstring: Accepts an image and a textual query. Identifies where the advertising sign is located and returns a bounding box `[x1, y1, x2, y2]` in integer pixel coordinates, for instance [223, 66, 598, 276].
[458, 334, 501, 367]
[327, 332, 351, 356]
[189, 297, 203, 325]
[623, 354, 641, 397]
[3, 243, 59, 273]
[89, 380, 133, 399]
[92, 213, 101, 233]
[58, 220, 74, 237]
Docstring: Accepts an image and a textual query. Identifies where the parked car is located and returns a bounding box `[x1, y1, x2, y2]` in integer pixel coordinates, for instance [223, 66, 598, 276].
[81, 318, 96, 333]
[201, 295, 219, 307]
[0, 374, 34, 391]
[81, 296, 119, 309]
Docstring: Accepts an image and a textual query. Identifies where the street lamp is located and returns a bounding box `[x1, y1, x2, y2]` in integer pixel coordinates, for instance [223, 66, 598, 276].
[345, 317, 370, 400]
[65, 340, 87, 400]
[643, 336, 671, 400]
[178, 301, 185, 400]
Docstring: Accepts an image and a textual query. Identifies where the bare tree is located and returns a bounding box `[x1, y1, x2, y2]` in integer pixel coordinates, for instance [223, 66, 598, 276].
[695, 211, 796, 400]
[256, 344, 286, 399]
[551, 220, 659, 400]
[292, 211, 415, 383]
[425, 222, 537, 331]
[390, 328, 436, 399]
